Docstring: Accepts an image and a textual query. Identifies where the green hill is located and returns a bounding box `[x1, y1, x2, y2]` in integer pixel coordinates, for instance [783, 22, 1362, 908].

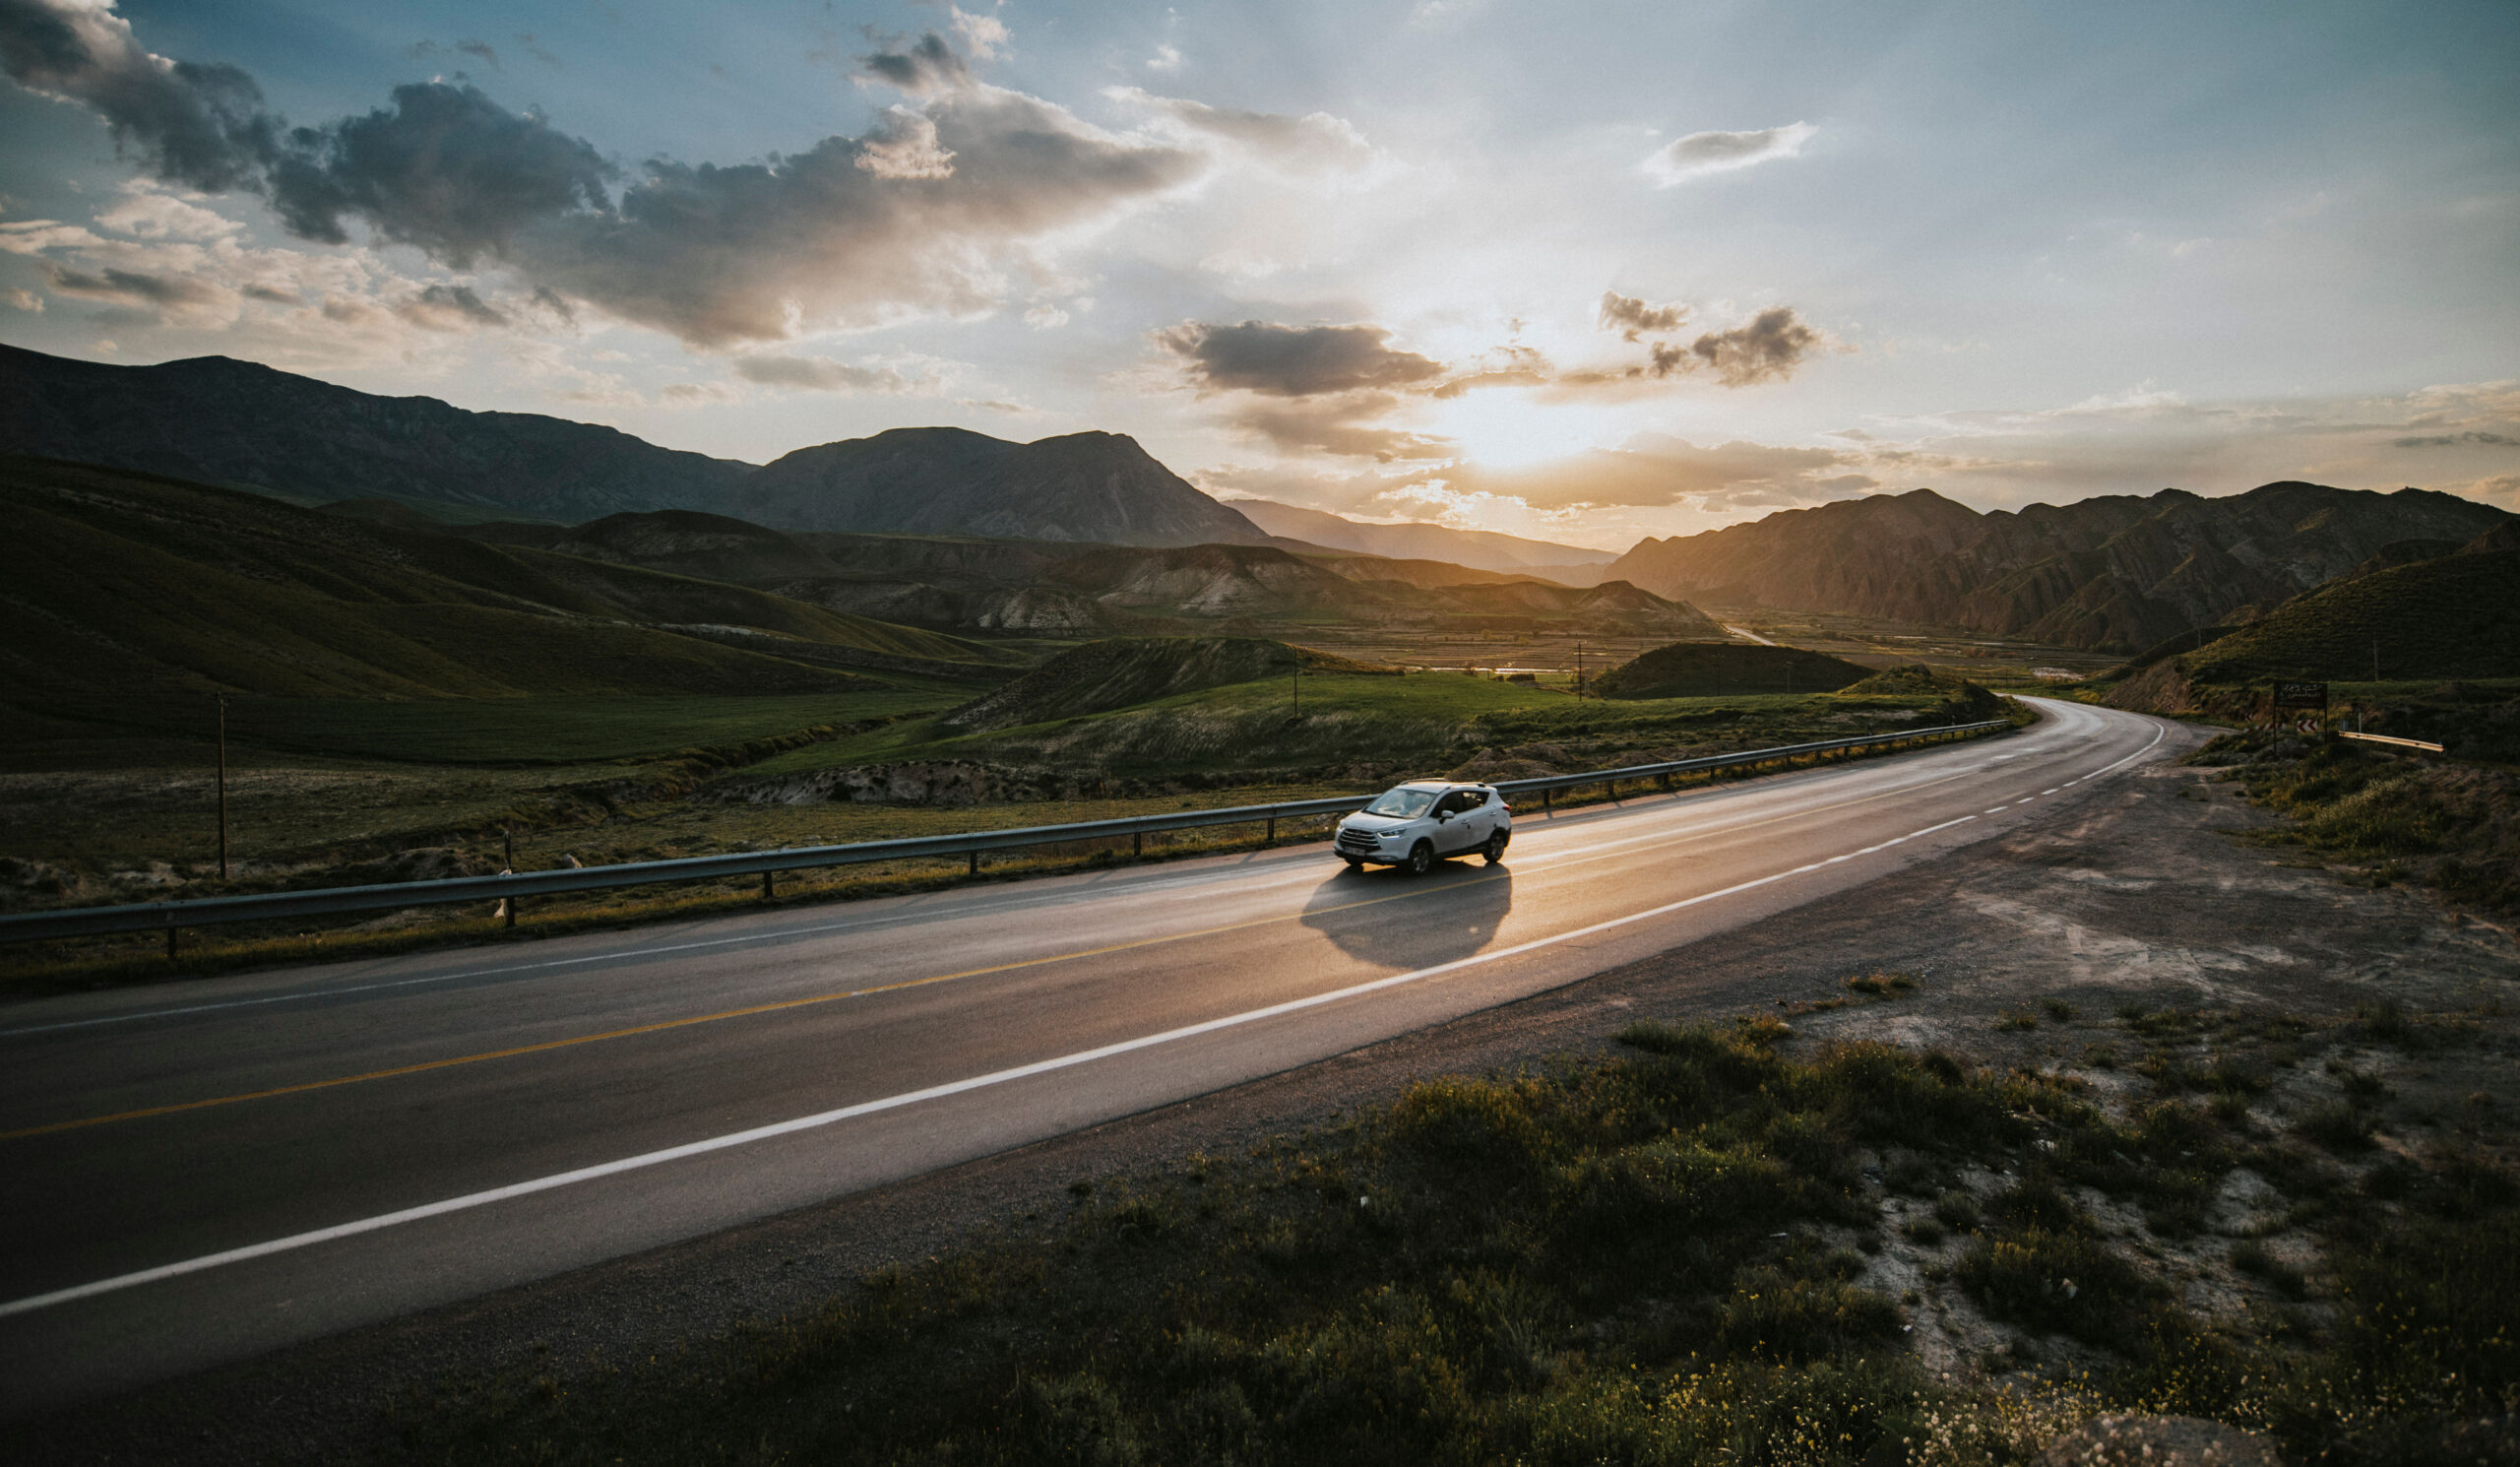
[2181, 541, 2520, 684]
[1592, 642, 1870, 700]
[940, 637, 1394, 733]
[0, 456, 994, 705]
[1832, 665, 2005, 722]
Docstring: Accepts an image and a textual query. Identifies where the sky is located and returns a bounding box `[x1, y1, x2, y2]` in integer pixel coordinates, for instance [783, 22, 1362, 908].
[1, 0, 2515, 552]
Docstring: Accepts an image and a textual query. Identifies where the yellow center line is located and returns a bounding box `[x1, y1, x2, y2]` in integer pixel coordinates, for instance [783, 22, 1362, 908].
[4, 754, 2000, 1143]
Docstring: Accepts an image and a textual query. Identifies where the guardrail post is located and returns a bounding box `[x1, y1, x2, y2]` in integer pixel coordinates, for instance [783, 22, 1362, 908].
[1266, 816, 1277, 847]
[1606, 779, 1616, 800]
[1543, 787, 1552, 815]
[1133, 831, 1143, 858]
[969, 850, 979, 876]
[761, 870, 774, 901]
[505, 891, 518, 928]
[165, 925, 177, 964]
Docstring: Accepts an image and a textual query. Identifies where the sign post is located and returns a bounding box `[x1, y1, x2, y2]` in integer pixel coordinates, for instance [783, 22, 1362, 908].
[2271, 680, 2329, 734]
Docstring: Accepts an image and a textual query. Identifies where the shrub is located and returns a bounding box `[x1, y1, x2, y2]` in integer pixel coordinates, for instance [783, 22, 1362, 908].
[1957, 1227, 2155, 1348]
[2300, 1100, 2374, 1153]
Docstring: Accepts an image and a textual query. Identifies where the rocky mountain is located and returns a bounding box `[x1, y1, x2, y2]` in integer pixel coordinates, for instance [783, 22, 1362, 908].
[2103, 522, 2520, 712]
[0, 343, 752, 523]
[1224, 498, 1615, 579]
[1605, 482, 2510, 651]
[726, 427, 1269, 547]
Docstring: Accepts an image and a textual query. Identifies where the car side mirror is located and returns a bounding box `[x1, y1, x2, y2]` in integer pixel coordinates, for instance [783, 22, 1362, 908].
[1435, 811, 1451, 822]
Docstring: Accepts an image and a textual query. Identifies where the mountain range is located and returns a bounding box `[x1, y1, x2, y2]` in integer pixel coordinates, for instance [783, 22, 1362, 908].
[5, 342, 2511, 654]
[1222, 497, 1614, 580]
[1606, 482, 2510, 652]
[0, 345, 1261, 548]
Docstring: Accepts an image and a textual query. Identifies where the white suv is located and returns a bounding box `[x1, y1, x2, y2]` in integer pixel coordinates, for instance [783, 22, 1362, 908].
[1333, 782, 1512, 874]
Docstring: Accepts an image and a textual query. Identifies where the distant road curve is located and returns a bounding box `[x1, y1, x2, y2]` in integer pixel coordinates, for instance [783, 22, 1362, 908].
[0, 698, 2192, 1417]
[1723, 623, 1777, 645]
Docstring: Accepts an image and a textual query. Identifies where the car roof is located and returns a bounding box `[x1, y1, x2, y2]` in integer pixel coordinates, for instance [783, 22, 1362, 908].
[1393, 780, 1493, 792]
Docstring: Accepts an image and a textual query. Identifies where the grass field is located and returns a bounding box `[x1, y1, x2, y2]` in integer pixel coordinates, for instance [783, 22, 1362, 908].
[742, 670, 1998, 788]
[9, 682, 981, 768]
[366, 1012, 2520, 1466]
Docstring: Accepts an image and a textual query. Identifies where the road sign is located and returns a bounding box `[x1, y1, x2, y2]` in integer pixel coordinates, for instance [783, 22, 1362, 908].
[2272, 680, 2329, 710]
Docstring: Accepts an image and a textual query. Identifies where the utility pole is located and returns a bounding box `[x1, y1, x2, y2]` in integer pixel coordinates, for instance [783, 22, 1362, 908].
[1291, 656, 1301, 722]
[1575, 641, 1585, 697]
[215, 694, 229, 881]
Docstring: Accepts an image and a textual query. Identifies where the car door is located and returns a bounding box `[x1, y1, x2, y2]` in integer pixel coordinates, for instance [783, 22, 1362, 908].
[1433, 791, 1477, 853]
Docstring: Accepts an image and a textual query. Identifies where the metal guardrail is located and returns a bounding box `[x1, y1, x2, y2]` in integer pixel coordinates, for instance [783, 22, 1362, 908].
[0, 719, 2012, 947]
[2337, 731, 2445, 753]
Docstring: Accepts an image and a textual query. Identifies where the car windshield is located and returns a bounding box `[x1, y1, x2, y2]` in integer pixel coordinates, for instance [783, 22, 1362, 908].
[1363, 788, 1439, 819]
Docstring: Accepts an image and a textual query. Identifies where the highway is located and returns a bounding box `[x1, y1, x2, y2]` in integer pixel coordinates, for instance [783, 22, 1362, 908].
[0, 697, 2188, 1416]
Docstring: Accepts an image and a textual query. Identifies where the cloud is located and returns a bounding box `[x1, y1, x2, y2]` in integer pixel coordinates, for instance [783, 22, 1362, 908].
[1669, 306, 1820, 386]
[855, 32, 973, 95]
[40, 262, 218, 307]
[1448, 434, 1866, 510]
[1598, 289, 1686, 342]
[1641, 121, 1816, 187]
[456, 38, 500, 70]
[1159, 319, 1443, 397]
[1105, 88, 1372, 172]
[0, 3, 1202, 347]
[395, 282, 505, 330]
[729, 353, 914, 392]
[267, 82, 616, 266]
[1230, 394, 1454, 461]
[948, 8, 1008, 62]
[0, 0, 278, 191]
[2395, 430, 2519, 448]
[1146, 43, 1183, 73]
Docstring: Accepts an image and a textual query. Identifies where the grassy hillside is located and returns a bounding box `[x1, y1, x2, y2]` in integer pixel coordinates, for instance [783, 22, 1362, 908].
[1593, 642, 1869, 699]
[2181, 544, 2520, 684]
[942, 637, 1395, 733]
[0, 457, 993, 703]
[737, 659, 2006, 794]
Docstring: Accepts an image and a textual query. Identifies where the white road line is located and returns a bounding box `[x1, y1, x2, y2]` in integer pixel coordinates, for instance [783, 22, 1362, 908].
[0, 737, 2009, 1041]
[0, 811, 1986, 1320]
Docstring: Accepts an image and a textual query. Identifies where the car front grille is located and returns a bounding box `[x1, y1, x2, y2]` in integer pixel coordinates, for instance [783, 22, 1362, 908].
[1335, 829, 1378, 855]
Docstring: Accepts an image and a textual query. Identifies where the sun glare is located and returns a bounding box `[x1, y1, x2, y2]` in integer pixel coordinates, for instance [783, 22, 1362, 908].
[1429, 396, 1617, 472]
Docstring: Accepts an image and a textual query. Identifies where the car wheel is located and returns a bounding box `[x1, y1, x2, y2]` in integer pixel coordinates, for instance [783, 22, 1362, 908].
[1406, 841, 1435, 876]
[1481, 830, 1508, 863]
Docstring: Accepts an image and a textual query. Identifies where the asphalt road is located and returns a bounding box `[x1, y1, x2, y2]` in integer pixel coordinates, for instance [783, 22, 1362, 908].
[0, 697, 2186, 1417]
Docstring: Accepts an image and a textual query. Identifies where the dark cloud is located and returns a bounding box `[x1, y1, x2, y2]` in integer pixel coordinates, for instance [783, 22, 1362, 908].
[523, 89, 1196, 344]
[0, 2, 1199, 347]
[730, 354, 911, 392]
[515, 33, 560, 68]
[268, 82, 615, 265]
[0, 0, 277, 190]
[1598, 290, 1686, 341]
[1160, 320, 1444, 397]
[396, 282, 506, 330]
[2395, 430, 2518, 448]
[42, 263, 218, 307]
[855, 32, 972, 94]
[456, 38, 500, 70]
[1671, 306, 1819, 386]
